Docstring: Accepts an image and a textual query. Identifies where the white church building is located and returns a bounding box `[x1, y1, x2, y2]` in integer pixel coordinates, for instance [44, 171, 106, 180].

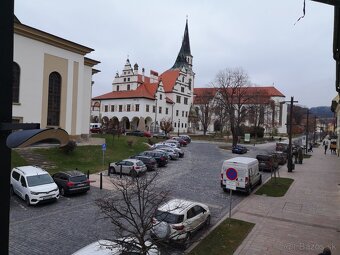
[91, 20, 194, 134]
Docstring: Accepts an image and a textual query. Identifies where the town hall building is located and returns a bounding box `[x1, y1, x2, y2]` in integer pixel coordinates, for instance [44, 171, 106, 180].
[91, 20, 195, 134]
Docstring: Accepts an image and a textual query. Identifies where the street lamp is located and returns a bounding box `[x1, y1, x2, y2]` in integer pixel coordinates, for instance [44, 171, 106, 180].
[178, 119, 180, 136]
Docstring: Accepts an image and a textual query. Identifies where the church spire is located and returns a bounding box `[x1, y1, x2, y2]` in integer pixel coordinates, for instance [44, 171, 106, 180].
[172, 19, 193, 70]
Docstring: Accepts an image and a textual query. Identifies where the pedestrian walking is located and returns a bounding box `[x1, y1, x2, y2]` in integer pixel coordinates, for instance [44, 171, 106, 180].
[324, 140, 329, 154]
[308, 142, 313, 152]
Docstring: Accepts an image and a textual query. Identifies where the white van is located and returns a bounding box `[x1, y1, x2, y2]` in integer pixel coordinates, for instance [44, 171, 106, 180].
[220, 157, 262, 195]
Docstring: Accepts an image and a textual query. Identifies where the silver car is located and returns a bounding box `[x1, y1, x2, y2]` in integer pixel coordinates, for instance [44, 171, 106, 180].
[108, 159, 147, 177]
[154, 147, 179, 160]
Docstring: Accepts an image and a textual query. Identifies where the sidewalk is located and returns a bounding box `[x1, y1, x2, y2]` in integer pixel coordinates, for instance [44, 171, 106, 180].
[233, 146, 340, 255]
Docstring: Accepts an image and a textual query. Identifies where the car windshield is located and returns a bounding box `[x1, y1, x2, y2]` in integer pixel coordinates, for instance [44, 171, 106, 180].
[155, 210, 184, 224]
[70, 175, 87, 182]
[27, 174, 54, 187]
[136, 161, 145, 166]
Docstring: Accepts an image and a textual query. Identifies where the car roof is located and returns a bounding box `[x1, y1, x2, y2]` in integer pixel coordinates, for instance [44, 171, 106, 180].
[123, 158, 141, 163]
[158, 199, 201, 215]
[60, 170, 86, 177]
[72, 240, 118, 255]
[13, 166, 47, 176]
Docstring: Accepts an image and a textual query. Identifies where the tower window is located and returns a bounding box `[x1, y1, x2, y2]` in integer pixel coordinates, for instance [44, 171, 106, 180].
[127, 84, 130, 91]
[117, 85, 120, 91]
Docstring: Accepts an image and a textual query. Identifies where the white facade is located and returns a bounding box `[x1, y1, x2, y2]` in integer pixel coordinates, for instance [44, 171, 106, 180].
[12, 17, 99, 139]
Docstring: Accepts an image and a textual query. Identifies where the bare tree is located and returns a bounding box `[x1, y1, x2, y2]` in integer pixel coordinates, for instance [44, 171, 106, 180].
[96, 173, 170, 255]
[160, 118, 174, 135]
[194, 90, 216, 135]
[213, 68, 251, 146]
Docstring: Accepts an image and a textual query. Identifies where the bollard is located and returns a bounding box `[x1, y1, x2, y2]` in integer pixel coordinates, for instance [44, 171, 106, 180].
[100, 172, 102, 190]
[87, 170, 90, 179]
[120, 165, 122, 178]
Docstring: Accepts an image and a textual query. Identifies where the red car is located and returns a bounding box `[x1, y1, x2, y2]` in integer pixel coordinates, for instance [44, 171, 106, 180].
[170, 137, 188, 146]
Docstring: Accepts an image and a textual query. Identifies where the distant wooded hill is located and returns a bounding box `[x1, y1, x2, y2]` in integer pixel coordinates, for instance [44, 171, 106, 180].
[310, 106, 333, 118]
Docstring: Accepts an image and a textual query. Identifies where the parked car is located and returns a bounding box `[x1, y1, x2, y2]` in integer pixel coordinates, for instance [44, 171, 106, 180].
[139, 151, 168, 167]
[52, 170, 90, 196]
[151, 199, 210, 245]
[72, 237, 160, 255]
[180, 135, 191, 144]
[271, 151, 287, 165]
[108, 159, 147, 176]
[129, 155, 157, 171]
[164, 139, 181, 148]
[256, 154, 278, 172]
[154, 147, 179, 160]
[90, 123, 102, 134]
[152, 144, 184, 158]
[170, 137, 188, 146]
[156, 142, 178, 149]
[125, 130, 145, 137]
[276, 141, 289, 153]
[232, 145, 247, 154]
[10, 165, 59, 205]
[152, 132, 170, 139]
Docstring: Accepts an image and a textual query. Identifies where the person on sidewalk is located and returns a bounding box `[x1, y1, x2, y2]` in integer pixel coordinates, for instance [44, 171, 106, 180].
[323, 140, 329, 154]
[308, 142, 313, 152]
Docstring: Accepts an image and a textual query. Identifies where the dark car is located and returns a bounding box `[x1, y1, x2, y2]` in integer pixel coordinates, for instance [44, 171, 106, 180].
[171, 137, 188, 146]
[152, 132, 170, 139]
[130, 155, 157, 171]
[126, 130, 145, 137]
[256, 154, 279, 172]
[232, 145, 247, 154]
[180, 135, 191, 143]
[271, 151, 287, 165]
[52, 170, 90, 196]
[139, 151, 168, 167]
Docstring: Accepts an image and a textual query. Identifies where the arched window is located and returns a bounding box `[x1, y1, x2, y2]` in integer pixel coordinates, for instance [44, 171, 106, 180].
[47, 72, 62, 126]
[13, 62, 20, 103]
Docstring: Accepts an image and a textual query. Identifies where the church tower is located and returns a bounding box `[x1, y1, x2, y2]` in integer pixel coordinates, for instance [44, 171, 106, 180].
[172, 19, 193, 71]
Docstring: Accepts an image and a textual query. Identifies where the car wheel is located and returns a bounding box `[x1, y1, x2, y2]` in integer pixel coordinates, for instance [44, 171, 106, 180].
[246, 185, 252, 195]
[109, 167, 116, 174]
[25, 195, 30, 206]
[205, 215, 211, 228]
[60, 187, 65, 196]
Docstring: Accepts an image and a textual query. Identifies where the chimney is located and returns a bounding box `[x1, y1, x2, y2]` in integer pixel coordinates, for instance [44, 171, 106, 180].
[142, 68, 145, 82]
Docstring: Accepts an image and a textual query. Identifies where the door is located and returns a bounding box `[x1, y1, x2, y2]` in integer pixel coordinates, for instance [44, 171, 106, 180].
[124, 161, 134, 174]
[192, 205, 207, 229]
[18, 176, 28, 199]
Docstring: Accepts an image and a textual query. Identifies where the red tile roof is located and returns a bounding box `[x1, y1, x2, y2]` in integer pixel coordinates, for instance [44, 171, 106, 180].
[193, 86, 284, 104]
[160, 69, 180, 92]
[93, 82, 158, 100]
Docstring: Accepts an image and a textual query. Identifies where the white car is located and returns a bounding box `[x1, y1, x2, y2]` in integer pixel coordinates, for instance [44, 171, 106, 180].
[151, 199, 210, 244]
[10, 166, 59, 205]
[72, 237, 160, 255]
[108, 159, 147, 177]
[152, 144, 184, 158]
[156, 142, 178, 149]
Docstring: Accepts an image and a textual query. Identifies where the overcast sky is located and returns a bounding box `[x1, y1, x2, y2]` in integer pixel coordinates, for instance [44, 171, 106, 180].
[15, 0, 337, 108]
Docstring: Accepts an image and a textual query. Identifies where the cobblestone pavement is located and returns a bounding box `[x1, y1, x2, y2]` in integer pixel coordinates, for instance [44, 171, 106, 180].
[9, 141, 275, 255]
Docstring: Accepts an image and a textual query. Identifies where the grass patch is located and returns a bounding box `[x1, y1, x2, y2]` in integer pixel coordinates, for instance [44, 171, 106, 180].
[255, 177, 294, 197]
[11, 150, 28, 168]
[189, 218, 254, 255]
[32, 135, 150, 174]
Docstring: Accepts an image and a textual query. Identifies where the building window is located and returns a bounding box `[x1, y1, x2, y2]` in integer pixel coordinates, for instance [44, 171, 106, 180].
[182, 111, 184, 117]
[117, 85, 120, 91]
[160, 94, 162, 100]
[135, 104, 139, 112]
[182, 123, 184, 128]
[188, 78, 192, 90]
[176, 110, 179, 116]
[166, 108, 169, 114]
[128, 77, 130, 81]
[159, 107, 162, 114]
[176, 95, 181, 103]
[119, 105, 123, 112]
[186, 111, 188, 117]
[185, 123, 187, 128]
[146, 105, 150, 112]
[12, 62, 20, 103]
[181, 87, 184, 93]
[174, 122, 176, 127]
[153, 106, 156, 113]
[111, 105, 114, 112]
[124, 78, 126, 82]
[104, 105, 108, 112]
[127, 104, 131, 112]
[47, 72, 61, 126]
[184, 97, 188, 105]
[182, 76, 185, 82]
[127, 84, 130, 90]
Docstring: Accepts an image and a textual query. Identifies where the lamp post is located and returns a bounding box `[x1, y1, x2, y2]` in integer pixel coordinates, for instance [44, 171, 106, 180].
[178, 119, 180, 136]
[305, 109, 309, 154]
[285, 96, 298, 172]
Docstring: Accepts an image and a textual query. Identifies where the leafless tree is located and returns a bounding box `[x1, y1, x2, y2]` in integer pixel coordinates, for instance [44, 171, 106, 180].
[194, 90, 216, 135]
[160, 118, 174, 135]
[212, 68, 251, 146]
[96, 173, 170, 255]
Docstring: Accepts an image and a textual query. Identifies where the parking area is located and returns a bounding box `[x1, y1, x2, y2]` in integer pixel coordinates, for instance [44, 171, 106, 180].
[9, 141, 277, 255]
